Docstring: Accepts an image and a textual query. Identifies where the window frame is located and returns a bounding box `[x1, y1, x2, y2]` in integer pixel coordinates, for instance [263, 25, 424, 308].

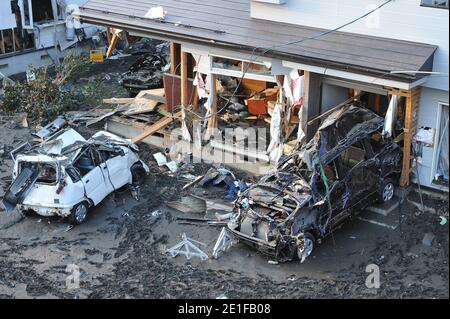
[420, 0, 449, 9]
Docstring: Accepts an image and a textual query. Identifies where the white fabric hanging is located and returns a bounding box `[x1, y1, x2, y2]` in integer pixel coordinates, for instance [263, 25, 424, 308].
[383, 95, 399, 137]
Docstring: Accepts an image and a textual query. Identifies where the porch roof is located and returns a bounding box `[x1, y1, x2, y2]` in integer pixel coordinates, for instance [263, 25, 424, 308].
[78, 0, 437, 82]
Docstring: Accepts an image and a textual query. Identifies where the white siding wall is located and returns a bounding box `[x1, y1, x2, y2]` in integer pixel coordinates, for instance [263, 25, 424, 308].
[321, 83, 348, 112]
[251, 0, 449, 91]
[416, 87, 449, 190]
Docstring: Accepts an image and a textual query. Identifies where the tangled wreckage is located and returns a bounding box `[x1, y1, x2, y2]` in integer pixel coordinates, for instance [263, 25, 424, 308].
[2, 120, 149, 224]
[228, 104, 403, 262]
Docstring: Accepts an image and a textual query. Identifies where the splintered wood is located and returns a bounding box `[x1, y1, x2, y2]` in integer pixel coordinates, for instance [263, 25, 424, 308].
[103, 88, 165, 116]
[131, 111, 182, 144]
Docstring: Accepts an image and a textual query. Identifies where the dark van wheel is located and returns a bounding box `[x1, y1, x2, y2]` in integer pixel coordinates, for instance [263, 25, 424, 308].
[69, 202, 89, 225]
[379, 178, 395, 203]
[131, 163, 146, 186]
[297, 232, 315, 261]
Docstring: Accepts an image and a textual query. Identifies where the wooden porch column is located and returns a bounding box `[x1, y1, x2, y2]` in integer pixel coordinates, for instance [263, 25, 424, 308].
[399, 87, 421, 187]
[303, 71, 322, 141]
[170, 42, 181, 75]
[180, 51, 189, 121]
[0, 30, 5, 54]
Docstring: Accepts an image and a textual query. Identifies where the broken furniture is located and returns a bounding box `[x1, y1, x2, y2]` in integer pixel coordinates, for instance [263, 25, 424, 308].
[212, 227, 234, 259]
[166, 233, 209, 261]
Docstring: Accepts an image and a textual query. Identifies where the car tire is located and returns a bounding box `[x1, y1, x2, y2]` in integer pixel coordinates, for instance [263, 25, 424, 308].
[68, 201, 89, 225]
[131, 163, 146, 186]
[297, 232, 315, 261]
[379, 178, 395, 203]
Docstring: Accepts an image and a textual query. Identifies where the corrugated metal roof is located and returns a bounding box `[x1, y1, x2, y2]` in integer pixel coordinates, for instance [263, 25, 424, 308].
[78, 0, 437, 82]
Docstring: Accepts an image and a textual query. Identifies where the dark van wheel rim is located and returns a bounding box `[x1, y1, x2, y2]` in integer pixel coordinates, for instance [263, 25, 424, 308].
[304, 237, 314, 257]
[383, 182, 394, 202]
[298, 236, 314, 259]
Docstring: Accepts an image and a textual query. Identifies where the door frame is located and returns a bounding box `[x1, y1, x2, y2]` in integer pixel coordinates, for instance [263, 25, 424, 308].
[430, 102, 449, 188]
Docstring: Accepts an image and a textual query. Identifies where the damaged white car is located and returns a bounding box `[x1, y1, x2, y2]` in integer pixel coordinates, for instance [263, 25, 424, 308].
[2, 128, 149, 224]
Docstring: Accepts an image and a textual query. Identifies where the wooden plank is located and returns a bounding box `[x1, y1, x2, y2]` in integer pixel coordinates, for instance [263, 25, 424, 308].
[103, 98, 135, 104]
[400, 87, 421, 187]
[0, 30, 5, 54]
[170, 42, 181, 75]
[181, 51, 189, 122]
[131, 111, 182, 144]
[106, 32, 119, 58]
[136, 88, 166, 103]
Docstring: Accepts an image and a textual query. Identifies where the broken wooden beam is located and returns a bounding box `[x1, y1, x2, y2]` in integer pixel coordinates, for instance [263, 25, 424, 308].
[131, 111, 182, 144]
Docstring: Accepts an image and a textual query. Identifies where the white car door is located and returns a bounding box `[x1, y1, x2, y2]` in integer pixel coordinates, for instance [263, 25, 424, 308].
[105, 148, 130, 189]
[81, 166, 110, 205]
[75, 148, 110, 205]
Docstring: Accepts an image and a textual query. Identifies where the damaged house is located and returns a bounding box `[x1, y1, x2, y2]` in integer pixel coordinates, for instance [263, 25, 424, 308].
[0, 0, 102, 77]
[74, 0, 449, 195]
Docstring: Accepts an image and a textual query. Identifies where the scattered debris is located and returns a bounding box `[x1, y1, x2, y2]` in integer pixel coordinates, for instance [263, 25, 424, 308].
[120, 52, 169, 96]
[166, 233, 209, 261]
[212, 227, 234, 259]
[1, 125, 149, 225]
[422, 233, 435, 247]
[228, 105, 403, 262]
[167, 195, 207, 214]
[150, 210, 163, 217]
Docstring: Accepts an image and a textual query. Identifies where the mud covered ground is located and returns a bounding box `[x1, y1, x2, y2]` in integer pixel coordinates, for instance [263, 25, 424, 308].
[0, 122, 448, 299]
[0, 56, 448, 299]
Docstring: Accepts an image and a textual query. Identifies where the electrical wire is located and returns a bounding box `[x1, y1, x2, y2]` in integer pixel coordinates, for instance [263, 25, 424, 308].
[184, 0, 394, 121]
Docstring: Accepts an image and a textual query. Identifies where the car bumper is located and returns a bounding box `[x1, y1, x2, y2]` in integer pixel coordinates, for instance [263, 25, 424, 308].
[17, 204, 72, 217]
[228, 226, 278, 258]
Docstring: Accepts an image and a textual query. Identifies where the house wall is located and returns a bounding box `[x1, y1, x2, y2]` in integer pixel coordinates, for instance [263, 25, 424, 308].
[0, 44, 91, 77]
[415, 87, 449, 191]
[251, 0, 449, 92]
[321, 83, 348, 112]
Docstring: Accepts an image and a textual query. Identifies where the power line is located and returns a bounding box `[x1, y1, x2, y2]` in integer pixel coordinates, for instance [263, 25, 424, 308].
[186, 0, 394, 121]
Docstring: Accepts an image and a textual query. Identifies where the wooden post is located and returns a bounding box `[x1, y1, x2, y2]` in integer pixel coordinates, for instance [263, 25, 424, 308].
[204, 73, 217, 141]
[400, 87, 421, 187]
[105, 27, 111, 45]
[0, 30, 5, 54]
[181, 51, 189, 121]
[171, 42, 181, 75]
[12, 28, 16, 52]
[303, 71, 322, 141]
[374, 94, 381, 114]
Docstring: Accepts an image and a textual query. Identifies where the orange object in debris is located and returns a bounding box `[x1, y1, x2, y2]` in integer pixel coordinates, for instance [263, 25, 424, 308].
[90, 50, 104, 63]
[245, 88, 279, 115]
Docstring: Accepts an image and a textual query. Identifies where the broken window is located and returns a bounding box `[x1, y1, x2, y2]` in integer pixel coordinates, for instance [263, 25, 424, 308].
[316, 160, 339, 196]
[74, 148, 97, 176]
[421, 0, 449, 9]
[19, 162, 57, 184]
[99, 148, 123, 162]
[434, 104, 449, 186]
[339, 141, 366, 170]
[32, 0, 55, 23]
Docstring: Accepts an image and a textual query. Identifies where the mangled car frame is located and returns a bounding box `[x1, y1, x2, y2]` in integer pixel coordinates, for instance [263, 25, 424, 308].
[228, 104, 402, 262]
[2, 128, 149, 224]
